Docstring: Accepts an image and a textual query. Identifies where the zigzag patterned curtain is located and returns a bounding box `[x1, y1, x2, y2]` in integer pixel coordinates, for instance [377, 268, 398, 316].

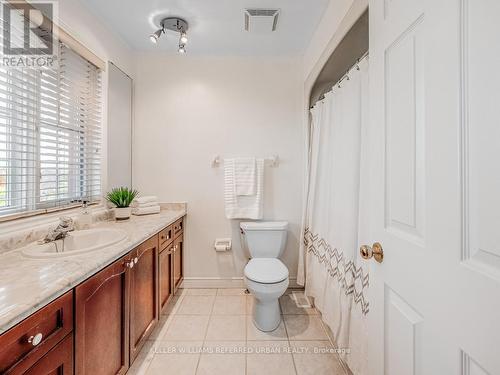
[299, 57, 369, 375]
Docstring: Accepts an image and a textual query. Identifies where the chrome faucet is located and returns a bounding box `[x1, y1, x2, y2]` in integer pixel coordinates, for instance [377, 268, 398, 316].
[41, 216, 75, 243]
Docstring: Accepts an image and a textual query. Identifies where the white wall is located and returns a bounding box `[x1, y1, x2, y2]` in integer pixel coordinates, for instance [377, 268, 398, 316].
[133, 55, 303, 285]
[57, 0, 135, 76]
[303, 0, 355, 81]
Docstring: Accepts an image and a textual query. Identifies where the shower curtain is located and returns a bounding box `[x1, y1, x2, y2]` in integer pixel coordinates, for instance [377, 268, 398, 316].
[298, 58, 369, 375]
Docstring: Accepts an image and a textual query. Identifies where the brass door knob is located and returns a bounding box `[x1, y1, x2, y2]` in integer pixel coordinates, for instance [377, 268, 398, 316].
[360, 242, 384, 263]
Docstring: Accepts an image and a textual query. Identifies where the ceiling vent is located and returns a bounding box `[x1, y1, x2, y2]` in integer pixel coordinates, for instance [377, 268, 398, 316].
[244, 9, 280, 33]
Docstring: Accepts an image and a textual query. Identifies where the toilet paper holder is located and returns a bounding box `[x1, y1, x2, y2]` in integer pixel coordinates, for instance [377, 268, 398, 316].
[214, 238, 232, 251]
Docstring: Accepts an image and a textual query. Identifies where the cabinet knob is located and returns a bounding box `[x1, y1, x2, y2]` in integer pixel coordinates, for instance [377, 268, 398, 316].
[28, 333, 43, 346]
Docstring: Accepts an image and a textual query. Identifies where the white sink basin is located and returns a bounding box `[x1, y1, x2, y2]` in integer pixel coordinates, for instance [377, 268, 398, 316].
[21, 228, 128, 259]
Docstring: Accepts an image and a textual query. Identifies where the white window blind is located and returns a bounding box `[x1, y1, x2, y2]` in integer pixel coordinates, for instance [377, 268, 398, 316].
[0, 42, 102, 217]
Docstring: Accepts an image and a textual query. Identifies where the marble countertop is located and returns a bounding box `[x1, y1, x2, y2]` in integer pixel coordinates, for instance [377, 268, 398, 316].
[0, 207, 186, 334]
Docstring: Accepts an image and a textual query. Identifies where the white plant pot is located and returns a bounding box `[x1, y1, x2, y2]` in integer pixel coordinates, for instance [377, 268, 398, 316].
[114, 207, 131, 221]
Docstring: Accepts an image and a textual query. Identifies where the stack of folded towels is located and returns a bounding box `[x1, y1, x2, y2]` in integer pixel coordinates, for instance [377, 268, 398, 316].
[131, 196, 161, 216]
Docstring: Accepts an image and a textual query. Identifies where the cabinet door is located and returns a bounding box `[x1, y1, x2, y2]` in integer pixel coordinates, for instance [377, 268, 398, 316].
[173, 234, 183, 293]
[129, 235, 159, 362]
[24, 334, 73, 375]
[75, 255, 130, 375]
[159, 243, 173, 313]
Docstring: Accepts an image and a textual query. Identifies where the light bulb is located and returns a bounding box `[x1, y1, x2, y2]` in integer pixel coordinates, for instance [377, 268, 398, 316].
[149, 29, 162, 44]
[180, 32, 188, 44]
[178, 44, 186, 54]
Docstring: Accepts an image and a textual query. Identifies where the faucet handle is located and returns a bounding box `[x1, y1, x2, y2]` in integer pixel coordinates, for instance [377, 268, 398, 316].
[59, 216, 74, 229]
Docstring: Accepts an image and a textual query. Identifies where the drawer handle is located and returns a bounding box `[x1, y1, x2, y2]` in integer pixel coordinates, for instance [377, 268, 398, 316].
[134, 257, 138, 264]
[28, 333, 43, 346]
[126, 261, 134, 269]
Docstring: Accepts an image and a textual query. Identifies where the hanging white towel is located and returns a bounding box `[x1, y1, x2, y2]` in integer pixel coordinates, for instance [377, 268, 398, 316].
[234, 157, 256, 196]
[224, 158, 264, 219]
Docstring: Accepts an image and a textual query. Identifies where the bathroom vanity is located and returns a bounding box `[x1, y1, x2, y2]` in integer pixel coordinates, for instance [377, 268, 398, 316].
[0, 211, 185, 375]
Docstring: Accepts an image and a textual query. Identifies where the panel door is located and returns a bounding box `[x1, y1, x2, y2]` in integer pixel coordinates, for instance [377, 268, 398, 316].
[159, 242, 173, 313]
[368, 0, 500, 374]
[173, 234, 183, 293]
[75, 255, 130, 375]
[129, 235, 159, 362]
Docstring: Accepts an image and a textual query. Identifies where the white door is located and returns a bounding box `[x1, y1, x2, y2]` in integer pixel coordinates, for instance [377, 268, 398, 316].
[367, 0, 500, 374]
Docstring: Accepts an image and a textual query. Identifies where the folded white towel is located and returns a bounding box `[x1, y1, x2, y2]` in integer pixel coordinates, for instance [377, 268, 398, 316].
[132, 205, 161, 216]
[131, 196, 158, 207]
[131, 201, 158, 208]
[234, 157, 256, 196]
[224, 158, 264, 219]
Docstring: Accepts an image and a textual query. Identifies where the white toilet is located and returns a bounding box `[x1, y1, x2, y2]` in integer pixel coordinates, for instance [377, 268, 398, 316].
[241, 221, 289, 332]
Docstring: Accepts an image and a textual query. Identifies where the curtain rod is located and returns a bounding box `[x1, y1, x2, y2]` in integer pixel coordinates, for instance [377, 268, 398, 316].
[311, 51, 369, 109]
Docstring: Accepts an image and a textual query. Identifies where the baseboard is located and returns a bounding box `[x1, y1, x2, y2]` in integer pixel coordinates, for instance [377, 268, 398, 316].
[180, 277, 302, 289]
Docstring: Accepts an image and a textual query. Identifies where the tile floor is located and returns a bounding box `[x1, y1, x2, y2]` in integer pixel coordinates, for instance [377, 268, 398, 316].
[128, 288, 349, 375]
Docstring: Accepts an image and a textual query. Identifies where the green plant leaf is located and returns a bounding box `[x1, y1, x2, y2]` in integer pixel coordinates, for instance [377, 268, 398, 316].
[105, 187, 139, 208]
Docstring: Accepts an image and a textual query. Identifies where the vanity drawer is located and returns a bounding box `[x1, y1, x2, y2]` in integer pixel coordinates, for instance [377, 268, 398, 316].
[173, 218, 184, 238]
[0, 290, 73, 374]
[159, 225, 173, 246]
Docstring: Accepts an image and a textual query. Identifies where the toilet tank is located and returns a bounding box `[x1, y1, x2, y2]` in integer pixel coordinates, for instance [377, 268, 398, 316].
[240, 221, 288, 258]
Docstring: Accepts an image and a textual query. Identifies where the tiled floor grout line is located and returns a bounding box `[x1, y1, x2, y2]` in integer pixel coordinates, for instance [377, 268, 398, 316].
[319, 316, 349, 375]
[138, 289, 345, 375]
[195, 291, 217, 375]
[138, 293, 187, 375]
[280, 299, 299, 375]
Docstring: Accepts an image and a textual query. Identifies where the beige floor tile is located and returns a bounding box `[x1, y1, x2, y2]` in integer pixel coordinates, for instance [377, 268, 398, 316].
[186, 289, 217, 296]
[247, 353, 296, 375]
[202, 341, 246, 355]
[246, 315, 288, 341]
[128, 341, 155, 375]
[246, 340, 291, 354]
[148, 314, 173, 341]
[205, 315, 246, 341]
[280, 293, 318, 315]
[177, 295, 215, 315]
[162, 295, 183, 315]
[212, 295, 246, 315]
[246, 295, 255, 314]
[216, 288, 247, 295]
[162, 315, 210, 341]
[146, 352, 200, 375]
[290, 341, 345, 375]
[284, 315, 328, 341]
[152, 341, 203, 355]
[196, 354, 245, 375]
[176, 288, 188, 297]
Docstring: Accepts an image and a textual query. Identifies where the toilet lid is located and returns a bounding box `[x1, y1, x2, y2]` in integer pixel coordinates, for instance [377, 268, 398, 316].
[244, 258, 289, 284]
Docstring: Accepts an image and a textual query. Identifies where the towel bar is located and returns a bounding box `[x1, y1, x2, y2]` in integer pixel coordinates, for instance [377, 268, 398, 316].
[211, 155, 279, 168]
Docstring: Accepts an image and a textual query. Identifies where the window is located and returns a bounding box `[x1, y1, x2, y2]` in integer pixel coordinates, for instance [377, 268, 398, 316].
[0, 42, 102, 217]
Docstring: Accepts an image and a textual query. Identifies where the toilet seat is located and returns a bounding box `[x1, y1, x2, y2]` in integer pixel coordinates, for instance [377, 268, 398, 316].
[244, 258, 289, 284]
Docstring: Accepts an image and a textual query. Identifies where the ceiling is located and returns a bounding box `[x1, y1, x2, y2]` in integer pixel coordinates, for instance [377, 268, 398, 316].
[80, 0, 330, 56]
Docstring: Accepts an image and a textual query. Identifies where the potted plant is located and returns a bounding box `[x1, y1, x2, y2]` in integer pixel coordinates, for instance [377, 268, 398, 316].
[105, 187, 139, 220]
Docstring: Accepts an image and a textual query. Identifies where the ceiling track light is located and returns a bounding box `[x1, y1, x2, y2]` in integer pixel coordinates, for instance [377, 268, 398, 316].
[149, 17, 189, 54]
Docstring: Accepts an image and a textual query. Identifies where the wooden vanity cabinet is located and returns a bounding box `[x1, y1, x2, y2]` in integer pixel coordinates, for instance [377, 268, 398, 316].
[129, 235, 159, 362]
[75, 253, 130, 375]
[2, 216, 185, 375]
